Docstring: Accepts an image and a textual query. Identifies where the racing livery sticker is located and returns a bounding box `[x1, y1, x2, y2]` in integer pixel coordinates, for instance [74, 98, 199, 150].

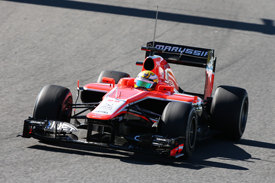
[92, 98, 125, 115]
[154, 44, 208, 57]
[165, 68, 179, 90]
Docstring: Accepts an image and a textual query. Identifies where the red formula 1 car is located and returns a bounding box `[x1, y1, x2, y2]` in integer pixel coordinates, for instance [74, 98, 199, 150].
[20, 41, 249, 159]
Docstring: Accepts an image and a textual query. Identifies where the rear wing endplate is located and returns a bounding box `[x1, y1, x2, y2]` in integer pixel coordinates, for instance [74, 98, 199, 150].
[142, 41, 216, 71]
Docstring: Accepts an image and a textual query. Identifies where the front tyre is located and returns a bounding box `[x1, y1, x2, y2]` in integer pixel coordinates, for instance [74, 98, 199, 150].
[210, 85, 249, 140]
[33, 85, 73, 122]
[160, 102, 198, 159]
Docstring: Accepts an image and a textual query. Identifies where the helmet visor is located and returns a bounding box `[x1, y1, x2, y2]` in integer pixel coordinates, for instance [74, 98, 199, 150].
[135, 79, 153, 89]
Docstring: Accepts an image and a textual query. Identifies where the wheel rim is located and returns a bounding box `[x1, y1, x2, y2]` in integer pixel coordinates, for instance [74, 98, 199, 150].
[61, 94, 73, 122]
[240, 97, 249, 132]
[189, 115, 196, 148]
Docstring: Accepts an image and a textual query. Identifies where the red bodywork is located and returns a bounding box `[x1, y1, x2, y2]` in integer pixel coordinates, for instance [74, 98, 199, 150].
[84, 55, 209, 121]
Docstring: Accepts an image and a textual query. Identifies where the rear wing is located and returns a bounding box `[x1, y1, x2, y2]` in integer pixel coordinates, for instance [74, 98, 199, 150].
[141, 41, 217, 99]
[142, 41, 216, 71]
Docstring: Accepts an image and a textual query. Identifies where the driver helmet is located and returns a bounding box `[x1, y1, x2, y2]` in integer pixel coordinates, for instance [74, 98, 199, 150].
[134, 70, 158, 91]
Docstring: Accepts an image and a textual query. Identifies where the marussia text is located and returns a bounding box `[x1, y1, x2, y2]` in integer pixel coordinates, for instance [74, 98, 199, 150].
[155, 44, 208, 57]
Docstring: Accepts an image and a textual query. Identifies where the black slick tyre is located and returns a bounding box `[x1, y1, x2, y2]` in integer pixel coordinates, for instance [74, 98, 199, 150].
[160, 102, 198, 159]
[97, 70, 130, 84]
[33, 85, 73, 122]
[210, 85, 249, 140]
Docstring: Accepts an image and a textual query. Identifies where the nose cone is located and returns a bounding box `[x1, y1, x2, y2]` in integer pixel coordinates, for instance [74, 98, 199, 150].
[87, 97, 126, 120]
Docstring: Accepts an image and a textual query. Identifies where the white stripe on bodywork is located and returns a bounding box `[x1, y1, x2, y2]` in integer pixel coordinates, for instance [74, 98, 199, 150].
[83, 87, 109, 93]
[128, 96, 192, 106]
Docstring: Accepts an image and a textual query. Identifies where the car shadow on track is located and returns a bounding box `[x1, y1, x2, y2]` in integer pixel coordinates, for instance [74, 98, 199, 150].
[5, 0, 275, 35]
[27, 137, 275, 170]
[120, 138, 252, 170]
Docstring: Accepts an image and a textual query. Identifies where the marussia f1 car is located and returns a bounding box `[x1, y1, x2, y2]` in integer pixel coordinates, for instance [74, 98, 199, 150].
[20, 41, 249, 159]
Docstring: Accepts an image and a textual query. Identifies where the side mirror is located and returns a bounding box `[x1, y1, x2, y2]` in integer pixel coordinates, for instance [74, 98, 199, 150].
[102, 77, 115, 88]
[157, 85, 174, 92]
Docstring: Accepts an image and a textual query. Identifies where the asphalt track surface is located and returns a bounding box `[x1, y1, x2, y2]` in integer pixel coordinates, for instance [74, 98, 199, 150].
[1, 0, 275, 182]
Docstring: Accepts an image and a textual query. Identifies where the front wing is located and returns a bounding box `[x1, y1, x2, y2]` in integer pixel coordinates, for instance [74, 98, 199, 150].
[20, 118, 186, 158]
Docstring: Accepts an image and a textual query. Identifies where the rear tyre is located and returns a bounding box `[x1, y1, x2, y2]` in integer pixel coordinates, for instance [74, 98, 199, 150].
[210, 85, 249, 140]
[33, 85, 73, 122]
[97, 70, 130, 84]
[160, 102, 197, 159]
